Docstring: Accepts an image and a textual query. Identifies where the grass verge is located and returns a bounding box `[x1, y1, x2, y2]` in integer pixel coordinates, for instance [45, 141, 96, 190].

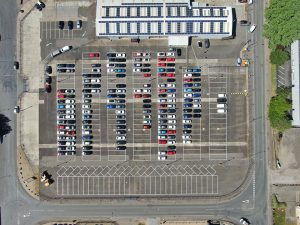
[271, 64, 277, 96]
[272, 195, 287, 225]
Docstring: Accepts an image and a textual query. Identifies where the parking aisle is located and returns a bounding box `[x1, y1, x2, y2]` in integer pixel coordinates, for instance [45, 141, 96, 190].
[132, 52, 152, 161]
[81, 52, 102, 160]
[208, 73, 228, 160]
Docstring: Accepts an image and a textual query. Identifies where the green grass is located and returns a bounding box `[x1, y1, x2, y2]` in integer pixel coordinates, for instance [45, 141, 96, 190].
[272, 195, 287, 225]
[271, 64, 277, 96]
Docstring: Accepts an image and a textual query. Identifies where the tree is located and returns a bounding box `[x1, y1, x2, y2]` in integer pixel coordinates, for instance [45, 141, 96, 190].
[264, 0, 300, 49]
[270, 48, 290, 65]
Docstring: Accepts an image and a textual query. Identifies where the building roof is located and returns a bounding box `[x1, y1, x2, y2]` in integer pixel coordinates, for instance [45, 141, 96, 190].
[96, 0, 233, 39]
[291, 40, 300, 126]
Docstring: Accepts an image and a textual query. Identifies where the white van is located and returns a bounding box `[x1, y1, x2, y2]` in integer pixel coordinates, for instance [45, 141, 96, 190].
[217, 104, 226, 108]
[51, 49, 61, 58]
[60, 46, 72, 53]
[217, 109, 226, 113]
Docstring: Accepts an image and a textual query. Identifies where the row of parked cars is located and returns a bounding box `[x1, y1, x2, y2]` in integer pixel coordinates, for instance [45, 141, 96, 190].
[106, 53, 127, 151]
[181, 67, 202, 144]
[157, 51, 177, 160]
[216, 93, 227, 113]
[81, 62, 102, 155]
[56, 88, 76, 156]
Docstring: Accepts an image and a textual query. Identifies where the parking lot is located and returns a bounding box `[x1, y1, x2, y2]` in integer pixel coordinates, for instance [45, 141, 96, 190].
[39, 41, 249, 197]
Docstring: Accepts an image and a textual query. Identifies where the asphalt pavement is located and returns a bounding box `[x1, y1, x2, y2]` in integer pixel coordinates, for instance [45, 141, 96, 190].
[0, 1, 268, 225]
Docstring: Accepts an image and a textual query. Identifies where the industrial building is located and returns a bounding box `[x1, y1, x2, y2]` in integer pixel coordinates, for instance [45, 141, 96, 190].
[95, 0, 234, 45]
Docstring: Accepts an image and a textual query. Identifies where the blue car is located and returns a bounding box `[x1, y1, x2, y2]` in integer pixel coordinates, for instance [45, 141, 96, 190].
[107, 94, 117, 98]
[166, 68, 175, 72]
[115, 69, 126, 73]
[158, 68, 165, 72]
[159, 130, 167, 134]
[57, 105, 65, 109]
[82, 135, 93, 140]
[194, 83, 201, 87]
[184, 103, 193, 108]
[183, 124, 192, 129]
[167, 89, 176, 93]
[193, 93, 201, 98]
[184, 88, 193, 93]
[106, 104, 116, 109]
[184, 83, 193, 87]
[183, 114, 193, 119]
[192, 68, 201, 72]
[83, 115, 92, 119]
[184, 98, 193, 102]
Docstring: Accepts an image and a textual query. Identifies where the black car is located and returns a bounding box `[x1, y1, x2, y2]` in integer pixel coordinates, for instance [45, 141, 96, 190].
[240, 20, 250, 26]
[193, 88, 201, 92]
[91, 64, 101, 68]
[14, 61, 19, 70]
[84, 84, 92, 88]
[58, 21, 64, 30]
[193, 114, 202, 118]
[193, 109, 202, 113]
[116, 94, 126, 98]
[177, 48, 182, 56]
[46, 65, 52, 74]
[141, 68, 151, 72]
[183, 130, 192, 134]
[217, 98, 227, 103]
[168, 145, 176, 150]
[115, 64, 126, 68]
[167, 78, 176, 82]
[116, 84, 126, 88]
[116, 130, 126, 134]
[159, 109, 167, 113]
[167, 109, 176, 113]
[116, 99, 126, 103]
[143, 109, 151, 114]
[192, 73, 201, 77]
[143, 104, 151, 108]
[116, 74, 126, 78]
[109, 58, 126, 62]
[90, 74, 101, 78]
[68, 21, 73, 30]
[204, 39, 210, 48]
[82, 89, 91, 93]
[91, 84, 101, 88]
[83, 125, 92, 129]
[117, 140, 126, 145]
[116, 146, 126, 151]
[82, 120, 92, 124]
[143, 64, 151, 67]
[82, 151, 93, 155]
[192, 78, 201, 82]
[45, 76, 52, 84]
[159, 94, 167, 98]
[167, 63, 175, 67]
[83, 94, 92, 98]
[66, 120, 76, 124]
[184, 108, 192, 113]
[107, 53, 116, 58]
[45, 84, 51, 93]
[197, 41, 202, 48]
[143, 99, 151, 103]
[116, 125, 126, 129]
[83, 146, 93, 150]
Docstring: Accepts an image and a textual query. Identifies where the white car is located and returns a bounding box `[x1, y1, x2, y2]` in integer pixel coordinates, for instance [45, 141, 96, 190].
[134, 63, 142, 67]
[83, 79, 91, 83]
[167, 114, 176, 119]
[168, 125, 176, 129]
[142, 58, 150, 62]
[107, 68, 114, 73]
[158, 156, 167, 160]
[66, 110, 75, 114]
[91, 89, 100, 93]
[218, 93, 227, 98]
[168, 120, 176, 124]
[117, 89, 126, 93]
[143, 89, 151, 93]
[168, 140, 176, 145]
[183, 140, 192, 144]
[116, 136, 126, 140]
[134, 89, 142, 93]
[166, 52, 175, 56]
[143, 115, 152, 119]
[158, 125, 167, 129]
[91, 79, 101, 83]
[167, 84, 175, 88]
[159, 99, 167, 103]
[193, 104, 201, 108]
[66, 115, 75, 119]
[57, 131, 66, 135]
[133, 68, 141, 73]
[65, 99, 75, 104]
[167, 104, 176, 108]
[182, 135, 192, 139]
[158, 114, 167, 119]
[143, 120, 151, 124]
[107, 63, 115, 67]
[249, 24, 256, 33]
[239, 218, 249, 225]
[143, 84, 151, 88]
[158, 135, 167, 139]
[184, 93, 193, 98]
[66, 105, 75, 109]
[82, 110, 91, 114]
[167, 94, 176, 98]
[183, 119, 192, 124]
[66, 136, 76, 140]
[158, 151, 167, 155]
[157, 52, 166, 57]
[183, 73, 193, 77]
[66, 146, 76, 151]
[116, 53, 126, 57]
[82, 104, 91, 109]
[116, 110, 125, 114]
[158, 84, 167, 88]
[168, 99, 176, 103]
[92, 68, 101, 73]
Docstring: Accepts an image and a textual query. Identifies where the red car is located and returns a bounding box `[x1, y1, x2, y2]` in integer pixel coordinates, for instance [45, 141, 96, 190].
[143, 94, 151, 98]
[57, 94, 65, 99]
[158, 63, 166, 67]
[167, 151, 176, 155]
[168, 130, 176, 134]
[158, 58, 166, 62]
[89, 52, 100, 58]
[143, 125, 151, 129]
[158, 140, 167, 144]
[184, 78, 192, 82]
[166, 58, 175, 62]
[144, 73, 151, 77]
[159, 89, 167, 93]
[66, 131, 76, 136]
[166, 73, 175, 77]
[134, 94, 142, 98]
[158, 73, 166, 77]
[159, 104, 167, 108]
[57, 125, 65, 129]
